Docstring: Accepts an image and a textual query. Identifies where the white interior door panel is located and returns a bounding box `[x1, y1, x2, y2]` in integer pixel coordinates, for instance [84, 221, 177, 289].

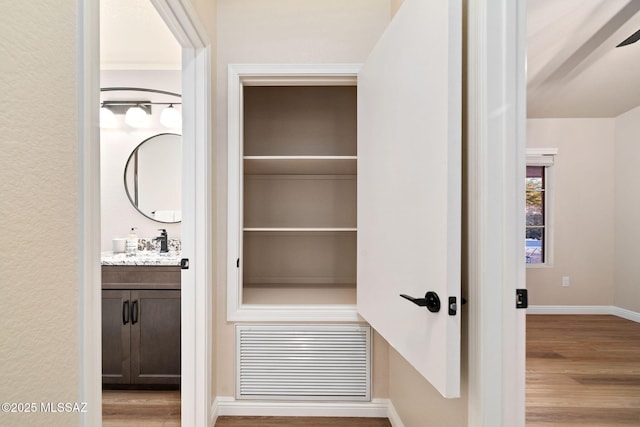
[357, 0, 462, 398]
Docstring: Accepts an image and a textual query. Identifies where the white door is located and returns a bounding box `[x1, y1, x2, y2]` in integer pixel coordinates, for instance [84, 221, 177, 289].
[357, 0, 462, 398]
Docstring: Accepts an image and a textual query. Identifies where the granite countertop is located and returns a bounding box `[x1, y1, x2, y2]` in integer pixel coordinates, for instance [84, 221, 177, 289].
[101, 251, 181, 266]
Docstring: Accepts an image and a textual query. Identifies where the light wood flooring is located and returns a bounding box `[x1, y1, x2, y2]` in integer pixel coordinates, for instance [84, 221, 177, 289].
[214, 417, 391, 426]
[526, 314, 640, 426]
[102, 390, 181, 427]
[101, 391, 389, 426]
[103, 315, 640, 426]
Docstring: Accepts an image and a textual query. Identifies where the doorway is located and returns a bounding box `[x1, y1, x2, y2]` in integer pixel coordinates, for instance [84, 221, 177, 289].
[525, 1, 640, 424]
[79, 0, 212, 425]
[100, 0, 182, 424]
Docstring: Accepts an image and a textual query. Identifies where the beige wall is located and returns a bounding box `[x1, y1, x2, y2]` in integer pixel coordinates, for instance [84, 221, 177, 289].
[0, 2, 80, 426]
[526, 119, 615, 306]
[391, 0, 405, 17]
[389, 348, 466, 426]
[614, 106, 640, 313]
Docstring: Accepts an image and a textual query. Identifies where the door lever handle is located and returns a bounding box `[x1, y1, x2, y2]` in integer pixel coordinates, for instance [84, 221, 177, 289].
[400, 291, 441, 313]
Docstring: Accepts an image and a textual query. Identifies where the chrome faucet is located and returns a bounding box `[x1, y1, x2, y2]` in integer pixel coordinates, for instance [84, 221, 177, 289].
[156, 229, 169, 253]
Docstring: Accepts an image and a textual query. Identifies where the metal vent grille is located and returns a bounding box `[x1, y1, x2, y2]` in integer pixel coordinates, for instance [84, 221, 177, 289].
[236, 325, 371, 401]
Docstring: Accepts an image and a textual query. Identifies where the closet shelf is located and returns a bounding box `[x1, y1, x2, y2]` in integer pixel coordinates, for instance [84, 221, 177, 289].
[244, 277, 357, 286]
[244, 156, 357, 175]
[243, 227, 357, 232]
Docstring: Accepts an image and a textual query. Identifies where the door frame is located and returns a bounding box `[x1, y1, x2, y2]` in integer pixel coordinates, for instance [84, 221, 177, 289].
[466, 0, 527, 425]
[78, 1, 212, 426]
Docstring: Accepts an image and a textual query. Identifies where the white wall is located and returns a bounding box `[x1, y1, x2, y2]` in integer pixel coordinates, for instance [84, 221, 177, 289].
[526, 119, 615, 306]
[0, 2, 80, 426]
[100, 70, 182, 251]
[614, 105, 640, 314]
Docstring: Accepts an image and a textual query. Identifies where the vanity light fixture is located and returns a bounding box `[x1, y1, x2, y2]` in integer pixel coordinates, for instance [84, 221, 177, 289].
[160, 104, 182, 128]
[100, 103, 118, 128]
[100, 87, 182, 129]
[124, 104, 151, 128]
[100, 101, 152, 128]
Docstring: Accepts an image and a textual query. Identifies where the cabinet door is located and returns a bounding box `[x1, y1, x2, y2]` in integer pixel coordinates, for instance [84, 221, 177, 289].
[357, 0, 461, 398]
[102, 290, 131, 384]
[130, 290, 181, 384]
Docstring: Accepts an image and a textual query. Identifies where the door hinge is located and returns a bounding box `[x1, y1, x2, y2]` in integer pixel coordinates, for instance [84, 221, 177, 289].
[516, 289, 528, 309]
[236, 258, 240, 268]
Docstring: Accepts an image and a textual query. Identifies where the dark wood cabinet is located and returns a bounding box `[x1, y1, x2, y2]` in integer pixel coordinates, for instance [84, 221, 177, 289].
[131, 289, 181, 384]
[102, 266, 181, 386]
[102, 290, 132, 383]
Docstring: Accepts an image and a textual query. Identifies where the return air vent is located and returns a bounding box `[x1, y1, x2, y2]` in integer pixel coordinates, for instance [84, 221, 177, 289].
[236, 325, 371, 401]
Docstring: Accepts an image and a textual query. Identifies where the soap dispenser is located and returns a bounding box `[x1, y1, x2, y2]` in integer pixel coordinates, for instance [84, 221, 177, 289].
[126, 227, 138, 257]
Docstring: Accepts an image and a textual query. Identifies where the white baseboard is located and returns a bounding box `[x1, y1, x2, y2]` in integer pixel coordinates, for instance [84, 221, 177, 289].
[386, 400, 405, 427]
[528, 305, 640, 323]
[527, 305, 613, 315]
[210, 397, 220, 426]
[210, 397, 403, 426]
[611, 306, 640, 323]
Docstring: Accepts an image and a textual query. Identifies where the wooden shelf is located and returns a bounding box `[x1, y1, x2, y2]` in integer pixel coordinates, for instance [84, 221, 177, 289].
[244, 156, 357, 175]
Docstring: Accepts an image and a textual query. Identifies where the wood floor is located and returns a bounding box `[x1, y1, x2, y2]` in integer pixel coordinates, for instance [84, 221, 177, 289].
[526, 315, 640, 427]
[101, 391, 389, 426]
[103, 315, 640, 426]
[102, 390, 181, 427]
[214, 417, 391, 427]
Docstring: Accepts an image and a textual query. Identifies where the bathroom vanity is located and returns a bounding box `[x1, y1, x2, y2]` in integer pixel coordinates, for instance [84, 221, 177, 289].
[101, 255, 181, 387]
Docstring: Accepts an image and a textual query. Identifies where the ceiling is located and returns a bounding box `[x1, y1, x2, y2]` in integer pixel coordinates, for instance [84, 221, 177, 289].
[100, 0, 180, 70]
[101, 0, 640, 118]
[528, 0, 640, 118]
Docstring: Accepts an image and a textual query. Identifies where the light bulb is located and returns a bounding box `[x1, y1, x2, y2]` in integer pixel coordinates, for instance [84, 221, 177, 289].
[160, 104, 182, 129]
[125, 105, 150, 128]
[100, 106, 117, 128]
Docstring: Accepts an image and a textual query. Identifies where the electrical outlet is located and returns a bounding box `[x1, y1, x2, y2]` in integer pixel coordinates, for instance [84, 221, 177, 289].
[562, 276, 570, 287]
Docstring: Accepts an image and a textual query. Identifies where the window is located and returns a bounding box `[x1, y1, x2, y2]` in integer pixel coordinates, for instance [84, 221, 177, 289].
[526, 166, 545, 263]
[525, 148, 557, 265]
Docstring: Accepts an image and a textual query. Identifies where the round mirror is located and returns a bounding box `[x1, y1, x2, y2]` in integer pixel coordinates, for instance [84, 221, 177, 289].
[124, 133, 182, 223]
